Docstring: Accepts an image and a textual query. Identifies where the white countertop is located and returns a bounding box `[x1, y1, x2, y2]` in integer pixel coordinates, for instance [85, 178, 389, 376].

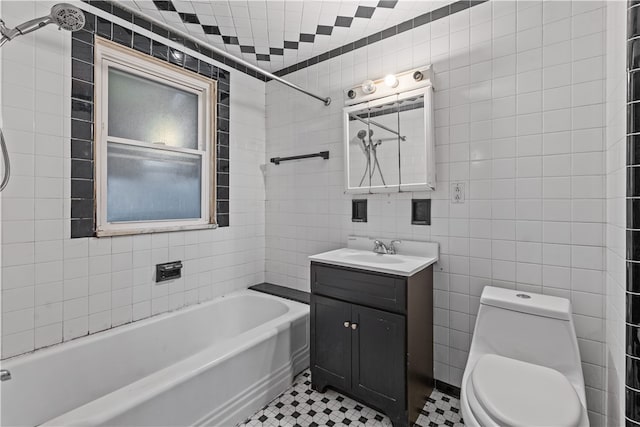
[309, 246, 438, 277]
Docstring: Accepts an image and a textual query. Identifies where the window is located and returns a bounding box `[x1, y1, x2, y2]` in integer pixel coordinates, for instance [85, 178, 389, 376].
[94, 38, 217, 236]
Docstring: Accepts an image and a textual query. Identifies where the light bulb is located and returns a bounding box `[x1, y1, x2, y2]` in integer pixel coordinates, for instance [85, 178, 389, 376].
[361, 79, 376, 94]
[384, 74, 398, 88]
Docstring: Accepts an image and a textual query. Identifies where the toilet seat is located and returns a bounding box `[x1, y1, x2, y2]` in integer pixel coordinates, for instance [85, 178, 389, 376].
[467, 354, 582, 427]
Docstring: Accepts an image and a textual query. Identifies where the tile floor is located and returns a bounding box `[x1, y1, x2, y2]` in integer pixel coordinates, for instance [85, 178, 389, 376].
[238, 370, 464, 427]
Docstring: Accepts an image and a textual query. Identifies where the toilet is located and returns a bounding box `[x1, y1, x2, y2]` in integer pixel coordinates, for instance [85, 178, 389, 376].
[460, 286, 589, 427]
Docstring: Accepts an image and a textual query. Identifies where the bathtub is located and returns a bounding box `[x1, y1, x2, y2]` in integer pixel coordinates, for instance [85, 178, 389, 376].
[0, 290, 309, 426]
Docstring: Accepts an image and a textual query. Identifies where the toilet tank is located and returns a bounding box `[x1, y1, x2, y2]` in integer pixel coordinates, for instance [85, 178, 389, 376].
[471, 287, 584, 384]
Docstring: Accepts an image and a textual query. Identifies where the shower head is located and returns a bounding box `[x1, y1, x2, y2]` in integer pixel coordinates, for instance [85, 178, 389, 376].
[49, 4, 86, 31]
[0, 3, 85, 47]
[356, 129, 374, 140]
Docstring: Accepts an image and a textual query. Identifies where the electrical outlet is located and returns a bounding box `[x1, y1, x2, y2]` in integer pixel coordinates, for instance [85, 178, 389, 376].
[451, 182, 465, 203]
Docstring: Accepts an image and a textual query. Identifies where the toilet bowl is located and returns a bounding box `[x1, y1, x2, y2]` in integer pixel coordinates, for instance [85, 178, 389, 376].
[460, 287, 589, 427]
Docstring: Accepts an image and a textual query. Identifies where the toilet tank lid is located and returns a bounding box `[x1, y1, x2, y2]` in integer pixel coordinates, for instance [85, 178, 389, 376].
[480, 286, 572, 320]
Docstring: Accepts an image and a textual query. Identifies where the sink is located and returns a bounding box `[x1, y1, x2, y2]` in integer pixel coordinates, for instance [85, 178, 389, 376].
[343, 253, 404, 264]
[309, 245, 438, 276]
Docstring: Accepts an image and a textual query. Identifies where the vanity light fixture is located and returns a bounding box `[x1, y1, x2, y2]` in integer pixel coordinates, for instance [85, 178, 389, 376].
[361, 79, 376, 94]
[384, 74, 399, 88]
[344, 65, 432, 106]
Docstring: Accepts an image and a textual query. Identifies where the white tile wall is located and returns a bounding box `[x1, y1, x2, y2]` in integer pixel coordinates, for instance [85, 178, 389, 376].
[0, 2, 266, 359]
[265, 1, 608, 424]
[604, 1, 627, 426]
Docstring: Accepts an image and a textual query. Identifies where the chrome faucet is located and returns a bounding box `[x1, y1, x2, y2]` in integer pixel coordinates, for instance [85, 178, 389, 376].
[373, 240, 402, 255]
[373, 239, 402, 255]
[1, 369, 11, 381]
[373, 240, 389, 254]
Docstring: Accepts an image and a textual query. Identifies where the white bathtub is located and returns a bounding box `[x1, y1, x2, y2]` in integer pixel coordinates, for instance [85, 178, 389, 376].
[0, 290, 309, 427]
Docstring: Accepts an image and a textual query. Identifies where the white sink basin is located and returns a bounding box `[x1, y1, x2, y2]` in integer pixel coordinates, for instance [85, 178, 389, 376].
[309, 246, 438, 276]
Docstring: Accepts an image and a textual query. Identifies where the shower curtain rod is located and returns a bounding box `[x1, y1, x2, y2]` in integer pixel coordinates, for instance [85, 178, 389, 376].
[351, 114, 406, 141]
[102, 2, 331, 106]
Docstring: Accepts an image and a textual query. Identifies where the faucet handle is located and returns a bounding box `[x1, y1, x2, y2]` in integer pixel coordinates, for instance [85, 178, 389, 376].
[373, 240, 388, 254]
[389, 240, 401, 254]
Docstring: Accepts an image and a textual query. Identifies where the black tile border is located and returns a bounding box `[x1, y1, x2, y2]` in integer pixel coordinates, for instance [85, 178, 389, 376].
[629, 324, 640, 358]
[85, 1, 269, 82]
[630, 135, 640, 166]
[629, 262, 640, 294]
[273, 0, 488, 78]
[434, 379, 461, 399]
[630, 2, 640, 424]
[628, 355, 640, 390]
[71, 6, 230, 237]
[249, 283, 310, 305]
[629, 387, 640, 422]
[88, 0, 487, 83]
[629, 231, 640, 262]
[145, 0, 405, 65]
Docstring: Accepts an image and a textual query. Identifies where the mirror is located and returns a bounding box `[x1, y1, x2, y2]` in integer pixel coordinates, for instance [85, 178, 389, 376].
[343, 87, 435, 193]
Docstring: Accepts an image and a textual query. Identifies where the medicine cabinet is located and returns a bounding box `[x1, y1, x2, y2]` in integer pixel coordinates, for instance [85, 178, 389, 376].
[343, 67, 436, 194]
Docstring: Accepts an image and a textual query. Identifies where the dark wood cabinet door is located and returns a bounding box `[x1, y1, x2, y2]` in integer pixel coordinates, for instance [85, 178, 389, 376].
[310, 294, 352, 391]
[351, 304, 406, 422]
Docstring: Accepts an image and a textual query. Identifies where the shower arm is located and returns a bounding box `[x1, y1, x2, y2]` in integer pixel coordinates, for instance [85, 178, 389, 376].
[0, 16, 53, 43]
[351, 115, 406, 141]
[102, 3, 331, 106]
[0, 20, 10, 47]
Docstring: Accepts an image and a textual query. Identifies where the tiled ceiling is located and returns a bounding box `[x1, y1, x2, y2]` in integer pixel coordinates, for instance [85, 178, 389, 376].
[122, 0, 445, 72]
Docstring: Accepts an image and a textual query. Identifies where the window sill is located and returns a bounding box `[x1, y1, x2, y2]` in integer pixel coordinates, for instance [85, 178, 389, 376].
[95, 222, 218, 237]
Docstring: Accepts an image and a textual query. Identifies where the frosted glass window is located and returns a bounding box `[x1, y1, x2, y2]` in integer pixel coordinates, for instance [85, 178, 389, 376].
[107, 143, 201, 222]
[95, 38, 215, 236]
[108, 68, 199, 149]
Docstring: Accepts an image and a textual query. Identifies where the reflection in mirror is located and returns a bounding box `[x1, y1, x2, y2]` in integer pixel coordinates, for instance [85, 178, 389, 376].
[364, 101, 400, 190]
[398, 95, 426, 186]
[347, 101, 405, 191]
[347, 109, 371, 190]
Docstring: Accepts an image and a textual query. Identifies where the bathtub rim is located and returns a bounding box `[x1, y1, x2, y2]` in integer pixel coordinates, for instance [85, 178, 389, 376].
[0, 289, 302, 367]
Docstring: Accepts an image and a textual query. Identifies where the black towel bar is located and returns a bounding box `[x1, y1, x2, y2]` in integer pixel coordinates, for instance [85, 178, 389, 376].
[270, 151, 329, 165]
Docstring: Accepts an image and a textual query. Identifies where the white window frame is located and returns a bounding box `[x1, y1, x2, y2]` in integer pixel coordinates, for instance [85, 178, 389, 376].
[94, 38, 217, 237]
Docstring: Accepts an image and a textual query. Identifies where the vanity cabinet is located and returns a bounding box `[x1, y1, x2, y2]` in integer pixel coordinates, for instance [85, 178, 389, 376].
[310, 262, 433, 427]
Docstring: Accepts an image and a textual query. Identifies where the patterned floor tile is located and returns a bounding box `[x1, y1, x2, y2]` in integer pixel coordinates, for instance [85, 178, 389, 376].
[237, 370, 463, 427]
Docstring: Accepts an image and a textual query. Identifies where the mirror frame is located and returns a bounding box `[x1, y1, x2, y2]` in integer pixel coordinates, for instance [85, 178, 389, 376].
[343, 86, 435, 194]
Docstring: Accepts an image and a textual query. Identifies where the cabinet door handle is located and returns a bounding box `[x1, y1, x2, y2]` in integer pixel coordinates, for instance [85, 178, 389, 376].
[351, 323, 358, 330]
[344, 321, 351, 328]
